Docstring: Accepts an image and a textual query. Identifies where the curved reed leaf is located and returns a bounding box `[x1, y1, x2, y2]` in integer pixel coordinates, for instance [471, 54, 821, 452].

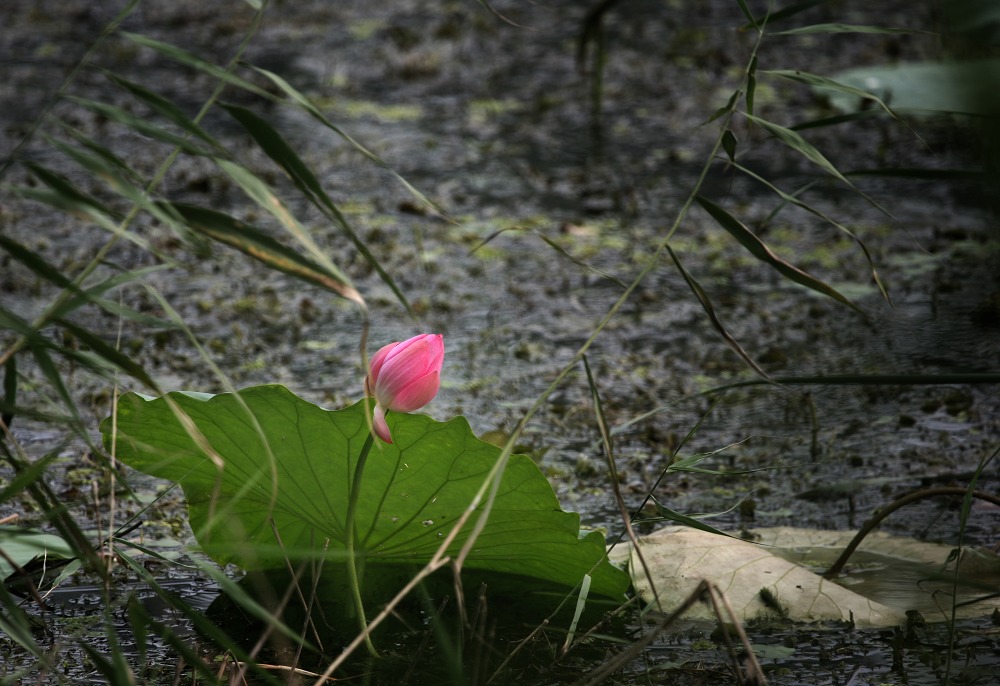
[214, 157, 345, 278]
[695, 195, 864, 313]
[666, 246, 771, 379]
[745, 114, 852, 186]
[736, 0, 758, 29]
[1, 356, 75, 427]
[18, 324, 153, 411]
[79, 644, 132, 684]
[648, 500, 741, 539]
[49, 265, 178, 328]
[19, 162, 122, 228]
[0, 453, 60, 504]
[730, 162, 891, 303]
[220, 103, 412, 315]
[57, 124, 141, 181]
[27, 343, 82, 429]
[706, 90, 740, 124]
[63, 96, 210, 155]
[105, 73, 223, 150]
[0, 307, 50, 348]
[722, 129, 737, 163]
[250, 67, 443, 217]
[0, 233, 92, 300]
[165, 202, 363, 305]
[44, 135, 191, 238]
[0, 586, 45, 661]
[119, 32, 271, 99]
[55, 319, 158, 390]
[747, 113, 892, 220]
[746, 56, 758, 116]
[0, 231, 177, 328]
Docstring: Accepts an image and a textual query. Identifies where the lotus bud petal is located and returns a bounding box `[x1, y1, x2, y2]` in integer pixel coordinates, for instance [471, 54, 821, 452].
[364, 334, 444, 443]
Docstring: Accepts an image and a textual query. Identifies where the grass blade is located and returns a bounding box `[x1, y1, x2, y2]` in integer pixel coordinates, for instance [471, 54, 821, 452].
[736, 0, 758, 29]
[57, 123, 142, 181]
[17, 162, 162, 255]
[0, 584, 45, 662]
[165, 202, 364, 304]
[706, 89, 740, 124]
[648, 500, 740, 539]
[0, 307, 52, 355]
[731, 162, 891, 303]
[63, 95, 211, 155]
[722, 129, 737, 163]
[0, 452, 60, 505]
[250, 66, 443, 217]
[220, 103, 413, 315]
[666, 245, 772, 379]
[80, 643, 135, 684]
[695, 195, 864, 313]
[745, 114, 852, 186]
[46, 135, 210, 253]
[20, 162, 122, 227]
[582, 354, 661, 610]
[55, 319, 159, 390]
[49, 265, 179, 328]
[105, 72, 223, 149]
[0, 233, 178, 327]
[120, 32, 271, 98]
[213, 158, 366, 306]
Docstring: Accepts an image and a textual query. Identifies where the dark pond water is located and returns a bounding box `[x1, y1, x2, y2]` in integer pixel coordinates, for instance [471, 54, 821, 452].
[1, 0, 999, 683]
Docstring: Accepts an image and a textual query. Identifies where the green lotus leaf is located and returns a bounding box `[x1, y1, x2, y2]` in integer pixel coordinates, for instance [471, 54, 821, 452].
[101, 385, 628, 600]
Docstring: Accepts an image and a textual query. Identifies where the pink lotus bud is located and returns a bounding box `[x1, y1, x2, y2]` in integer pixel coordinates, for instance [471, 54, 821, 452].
[364, 334, 444, 443]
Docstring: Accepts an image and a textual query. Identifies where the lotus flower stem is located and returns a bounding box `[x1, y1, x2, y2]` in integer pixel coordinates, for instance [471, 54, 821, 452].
[344, 431, 378, 657]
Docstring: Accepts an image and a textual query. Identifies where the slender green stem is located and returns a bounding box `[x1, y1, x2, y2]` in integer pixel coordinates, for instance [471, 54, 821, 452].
[344, 431, 378, 657]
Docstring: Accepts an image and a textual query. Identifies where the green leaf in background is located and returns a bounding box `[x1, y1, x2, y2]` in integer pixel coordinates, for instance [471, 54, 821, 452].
[825, 58, 1000, 116]
[101, 386, 629, 600]
[0, 527, 81, 600]
[0, 528, 76, 579]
